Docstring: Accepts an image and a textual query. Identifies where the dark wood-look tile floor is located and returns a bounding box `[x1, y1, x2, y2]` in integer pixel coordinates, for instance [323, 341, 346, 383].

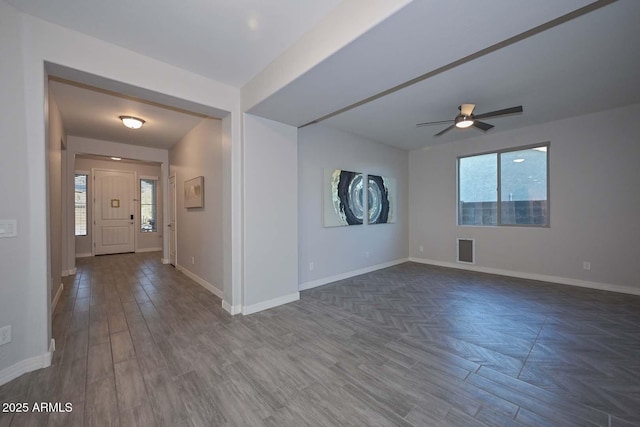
[1, 253, 639, 426]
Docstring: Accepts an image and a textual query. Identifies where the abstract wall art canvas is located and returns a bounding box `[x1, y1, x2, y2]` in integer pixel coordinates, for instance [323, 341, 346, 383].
[368, 174, 396, 224]
[323, 169, 365, 227]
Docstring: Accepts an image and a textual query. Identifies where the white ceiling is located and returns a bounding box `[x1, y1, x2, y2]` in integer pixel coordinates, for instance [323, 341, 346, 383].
[321, 0, 640, 150]
[7, 0, 344, 87]
[248, 0, 593, 125]
[12, 0, 640, 152]
[248, 0, 640, 150]
[49, 80, 206, 149]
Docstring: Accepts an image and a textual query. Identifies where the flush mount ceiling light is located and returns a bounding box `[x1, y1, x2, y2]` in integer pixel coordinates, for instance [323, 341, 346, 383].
[119, 116, 145, 129]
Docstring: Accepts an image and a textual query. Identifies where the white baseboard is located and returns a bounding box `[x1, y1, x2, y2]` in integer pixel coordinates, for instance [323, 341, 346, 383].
[243, 292, 300, 315]
[76, 253, 92, 258]
[299, 258, 410, 291]
[161, 258, 171, 265]
[51, 283, 64, 312]
[0, 349, 52, 387]
[409, 257, 640, 296]
[44, 339, 55, 366]
[135, 247, 162, 253]
[222, 300, 242, 315]
[61, 267, 76, 277]
[175, 264, 224, 299]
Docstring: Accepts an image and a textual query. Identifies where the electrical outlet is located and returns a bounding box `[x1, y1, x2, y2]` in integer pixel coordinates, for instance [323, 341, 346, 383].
[0, 220, 17, 238]
[309, 262, 314, 271]
[583, 261, 591, 271]
[191, 256, 195, 265]
[0, 325, 11, 346]
[419, 245, 424, 252]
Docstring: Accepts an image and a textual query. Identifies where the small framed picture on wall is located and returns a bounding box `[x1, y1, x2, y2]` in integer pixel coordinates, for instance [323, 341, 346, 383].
[184, 176, 204, 208]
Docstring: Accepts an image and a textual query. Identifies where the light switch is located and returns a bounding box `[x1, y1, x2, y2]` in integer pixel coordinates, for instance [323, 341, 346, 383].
[0, 220, 17, 238]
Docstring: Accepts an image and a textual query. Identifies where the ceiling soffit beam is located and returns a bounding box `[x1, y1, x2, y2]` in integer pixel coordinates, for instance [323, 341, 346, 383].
[242, 0, 412, 112]
[300, 0, 617, 128]
[48, 76, 209, 119]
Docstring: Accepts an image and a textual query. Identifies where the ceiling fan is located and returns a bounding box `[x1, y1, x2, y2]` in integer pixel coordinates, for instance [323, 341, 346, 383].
[416, 104, 523, 137]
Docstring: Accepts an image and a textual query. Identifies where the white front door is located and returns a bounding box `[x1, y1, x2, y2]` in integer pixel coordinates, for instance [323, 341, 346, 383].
[94, 169, 135, 255]
[169, 175, 177, 266]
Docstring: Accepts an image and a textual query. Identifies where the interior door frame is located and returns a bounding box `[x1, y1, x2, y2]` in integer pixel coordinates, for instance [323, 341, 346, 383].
[91, 168, 137, 256]
[169, 174, 177, 266]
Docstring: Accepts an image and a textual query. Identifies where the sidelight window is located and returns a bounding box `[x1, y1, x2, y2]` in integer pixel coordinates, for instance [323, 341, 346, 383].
[140, 178, 157, 232]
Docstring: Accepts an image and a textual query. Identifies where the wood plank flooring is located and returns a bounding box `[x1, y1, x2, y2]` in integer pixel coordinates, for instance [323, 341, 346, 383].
[1, 253, 639, 426]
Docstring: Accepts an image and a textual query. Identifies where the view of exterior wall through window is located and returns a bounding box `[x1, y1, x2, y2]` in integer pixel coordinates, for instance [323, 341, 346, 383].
[74, 173, 88, 236]
[140, 178, 157, 232]
[458, 143, 549, 226]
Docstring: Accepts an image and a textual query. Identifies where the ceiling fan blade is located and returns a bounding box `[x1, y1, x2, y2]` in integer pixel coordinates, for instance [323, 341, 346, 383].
[434, 124, 456, 137]
[416, 119, 454, 127]
[473, 121, 494, 131]
[474, 105, 523, 120]
[460, 103, 475, 116]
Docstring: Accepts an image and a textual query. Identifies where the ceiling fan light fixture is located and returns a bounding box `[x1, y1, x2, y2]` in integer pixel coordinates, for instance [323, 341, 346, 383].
[455, 114, 474, 129]
[119, 116, 145, 129]
[418, 104, 522, 137]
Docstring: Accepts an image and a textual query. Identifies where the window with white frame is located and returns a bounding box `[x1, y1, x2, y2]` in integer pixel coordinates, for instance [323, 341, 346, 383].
[140, 178, 157, 232]
[458, 143, 549, 226]
[74, 173, 88, 236]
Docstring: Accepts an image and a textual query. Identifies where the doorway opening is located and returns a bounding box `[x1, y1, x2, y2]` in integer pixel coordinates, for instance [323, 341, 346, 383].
[73, 155, 164, 257]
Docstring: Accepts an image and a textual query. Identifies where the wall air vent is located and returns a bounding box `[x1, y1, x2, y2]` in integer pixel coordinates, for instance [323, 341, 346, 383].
[457, 238, 475, 264]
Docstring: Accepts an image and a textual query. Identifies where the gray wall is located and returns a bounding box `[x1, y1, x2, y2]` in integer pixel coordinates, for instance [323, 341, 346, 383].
[0, 3, 240, 383]
[0, 1, 38, 376]
[298, 124, 409, 288]
[243, 114, 298, 309]
[170, 118, 224, 294]
[409, 103, 640, 291]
